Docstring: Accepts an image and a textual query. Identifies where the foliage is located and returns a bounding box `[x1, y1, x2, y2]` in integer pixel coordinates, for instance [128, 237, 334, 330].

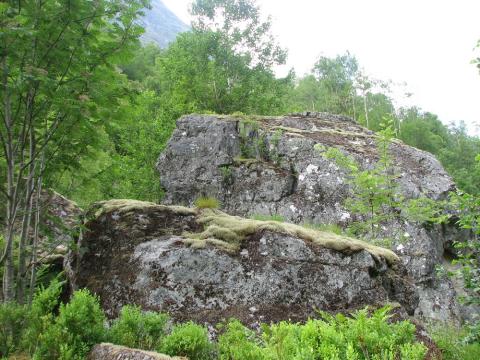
[34, 289, 106, 359]
[217, 320, 266, 360]
[321, 123, 447, 239]
[321, 125, 400, 237]
[195, 196, 221, 209]
[22, 278, 65, 355]
[191, 0, 287, 68]
[220, 165, 234, 186]
[0, 0, 150, 303]
[431, 324, 480, 360]
[158, 322, 214, 360]
[449, 191, 480, 306]
[108, 305, 169, 351]
[216, 306, 426, 360]
[0, 302, 28, 357]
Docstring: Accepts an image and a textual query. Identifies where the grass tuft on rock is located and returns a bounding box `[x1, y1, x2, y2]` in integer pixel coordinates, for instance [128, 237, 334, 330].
[194, 196, 220, 209]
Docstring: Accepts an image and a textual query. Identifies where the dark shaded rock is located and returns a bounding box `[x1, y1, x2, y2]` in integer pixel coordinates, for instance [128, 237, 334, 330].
[67, 200, 418, 325]
[88, 343, 185, 360]
[156, 113, 467, 323]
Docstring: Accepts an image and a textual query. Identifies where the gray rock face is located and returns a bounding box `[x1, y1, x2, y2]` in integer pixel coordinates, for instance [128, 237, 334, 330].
[67, 201, 418, 325]
[88, 343, 185, 360]
[156, 113, 466, 323]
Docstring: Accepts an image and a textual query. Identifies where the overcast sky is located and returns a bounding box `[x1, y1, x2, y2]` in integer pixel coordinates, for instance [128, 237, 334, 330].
[163, 0, 480, 133]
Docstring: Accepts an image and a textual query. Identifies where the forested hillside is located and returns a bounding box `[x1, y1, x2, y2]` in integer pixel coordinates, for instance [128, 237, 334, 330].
[1, 0, 479, 359]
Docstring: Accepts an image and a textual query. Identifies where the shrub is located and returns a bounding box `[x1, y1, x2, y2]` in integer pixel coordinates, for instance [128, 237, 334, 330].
[260, 306, 426, 360]
[23, 278, 64, 355]
[159, 322, 214, 360]
[218, 320, 266, 360]
[195, 196, 220, 209]
[34, 289, 106, 359]
[0, 302, 28, 357]
[108, 305, 169, 350]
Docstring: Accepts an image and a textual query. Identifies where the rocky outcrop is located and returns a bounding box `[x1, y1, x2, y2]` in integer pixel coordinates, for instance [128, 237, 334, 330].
[67, 200, 418, 325]
[88, 343, 186, 360]
[156, 113, 466, 323]
[33, 189, 82, 270]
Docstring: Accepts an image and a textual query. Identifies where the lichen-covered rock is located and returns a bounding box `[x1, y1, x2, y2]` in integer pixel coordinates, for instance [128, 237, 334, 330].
[88, 343, 186, 360]
[156, 113, 466, 323]
[38, 189, 82, 261]
[67, 200, 418, 325]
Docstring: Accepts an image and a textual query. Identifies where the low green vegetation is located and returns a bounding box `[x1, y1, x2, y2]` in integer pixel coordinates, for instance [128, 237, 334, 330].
[0, 280, 446, 360]
[250, 214, 286, 222]
[108, 305, 169, 351]
[430, 324, 480, 360]
[195, 196, 221, 209]
[319, 122, 447, 240]
[159, 322, 215, 360]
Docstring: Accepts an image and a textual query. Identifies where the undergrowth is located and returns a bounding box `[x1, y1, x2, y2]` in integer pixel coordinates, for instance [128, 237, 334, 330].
[2, 278, 462, 360]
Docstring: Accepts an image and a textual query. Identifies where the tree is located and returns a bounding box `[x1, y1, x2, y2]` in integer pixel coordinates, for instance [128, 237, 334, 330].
[0, 0, 148, 303]
[191, 0, 287, 68]
[311, 53, 359, 116]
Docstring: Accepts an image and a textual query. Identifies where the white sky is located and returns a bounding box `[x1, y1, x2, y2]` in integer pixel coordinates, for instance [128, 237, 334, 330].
[163, 0, 480, 133]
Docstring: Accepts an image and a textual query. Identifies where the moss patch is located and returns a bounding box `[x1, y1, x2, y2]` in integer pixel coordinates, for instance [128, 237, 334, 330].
[184, 209, 399, 265]
[88, 200, 398, 265]
[91, 199, 196, 218]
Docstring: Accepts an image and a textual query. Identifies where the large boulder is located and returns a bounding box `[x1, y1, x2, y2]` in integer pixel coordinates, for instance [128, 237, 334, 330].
[66, 200, 418, 324]
[156, 113, 467, 323]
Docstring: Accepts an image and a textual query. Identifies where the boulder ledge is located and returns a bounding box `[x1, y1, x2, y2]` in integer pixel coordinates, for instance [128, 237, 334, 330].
[67, 199, 418, 324]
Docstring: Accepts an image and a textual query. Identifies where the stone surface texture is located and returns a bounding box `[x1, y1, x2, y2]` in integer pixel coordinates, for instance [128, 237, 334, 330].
[88, 343, 185, 360]
[156, 113, 468, 322]
[67, 201, 417, 326]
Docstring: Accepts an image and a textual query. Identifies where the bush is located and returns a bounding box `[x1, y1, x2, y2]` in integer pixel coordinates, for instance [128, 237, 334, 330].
[218, 320, 266, 360]
[23, 278, 64, 355]
[259, 306, 426, 360]
[0, 302, 28, 357]
[195, 196, 220, 209]
[159, 322, 214, 360]
[108, 305, 169, 350]
[34, 289, 106, 359]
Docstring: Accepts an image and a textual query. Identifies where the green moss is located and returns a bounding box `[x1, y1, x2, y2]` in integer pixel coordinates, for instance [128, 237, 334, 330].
[91, 199, 195, 218]
[185, 209, 399, 264]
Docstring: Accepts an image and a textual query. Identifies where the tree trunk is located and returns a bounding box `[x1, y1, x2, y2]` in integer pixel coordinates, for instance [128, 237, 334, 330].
[16, 129, 36, 304]
[363, 92, 369, 129]
[2, 52, 16, 302]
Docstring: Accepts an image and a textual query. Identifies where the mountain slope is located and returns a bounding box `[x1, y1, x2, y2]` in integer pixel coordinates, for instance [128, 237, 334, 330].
[140, 0, 189, 48]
